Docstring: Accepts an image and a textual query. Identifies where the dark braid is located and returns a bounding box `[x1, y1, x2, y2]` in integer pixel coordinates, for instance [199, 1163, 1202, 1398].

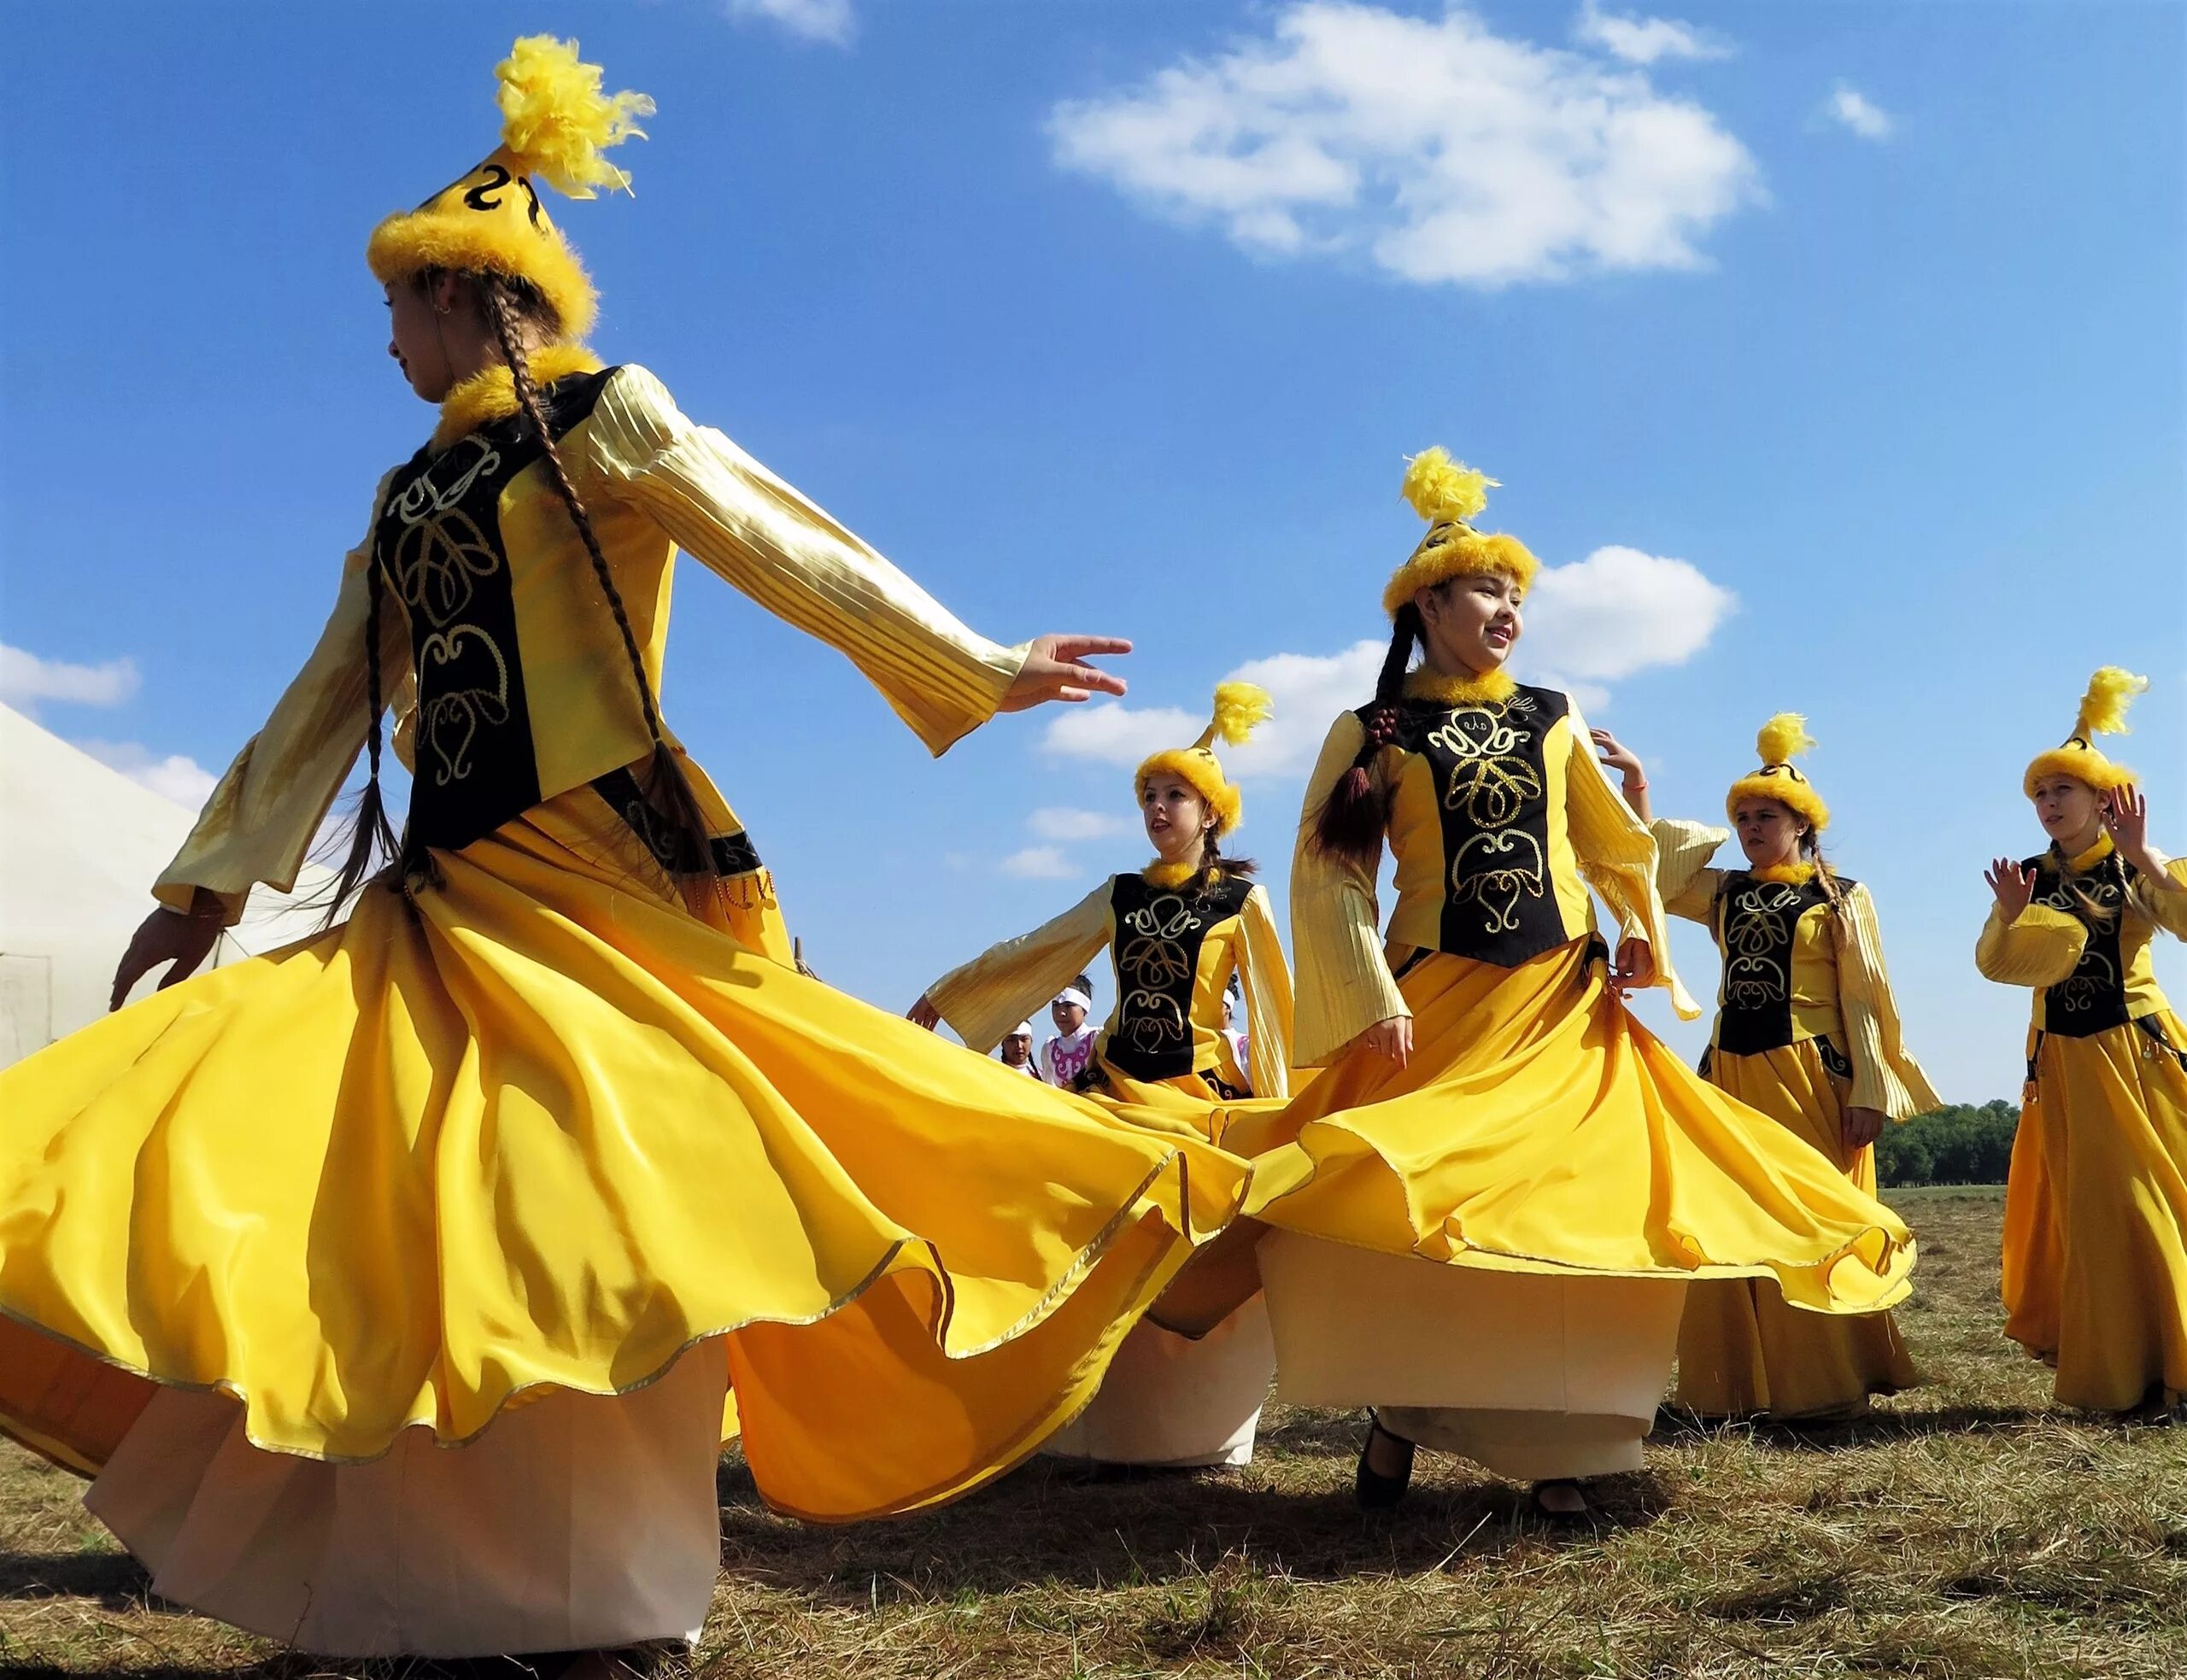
[1310, 602, 1422, 865]
[1195, 829, 1258, 893]
[481, 278, 721, 899]
[1800, 826, 1845, 919]
[320, 555, 402, 925]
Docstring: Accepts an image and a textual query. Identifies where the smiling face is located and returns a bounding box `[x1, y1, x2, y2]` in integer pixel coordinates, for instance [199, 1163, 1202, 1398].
[1416, 571, 1524, 677]
[1733, 797, 1807, 871]
[2030, 773, 2103, 852]
[1140, 772, 1213, 865]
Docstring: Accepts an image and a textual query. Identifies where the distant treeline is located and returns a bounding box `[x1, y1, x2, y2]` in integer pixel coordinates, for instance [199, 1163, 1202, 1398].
[1874, 1100, 2020, 1188]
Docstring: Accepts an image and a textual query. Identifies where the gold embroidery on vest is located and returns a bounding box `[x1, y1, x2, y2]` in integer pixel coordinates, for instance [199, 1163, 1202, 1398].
[1434, 695, 1546, 934]
[1116, 893, 1201, 1055]
[2037, 869, 2123, 1016]
[1722, 881, 1800, 1011]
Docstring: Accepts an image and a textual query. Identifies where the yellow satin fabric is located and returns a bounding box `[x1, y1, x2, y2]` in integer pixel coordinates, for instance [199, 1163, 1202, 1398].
[2002, 1010, 2187, 1413]
[1221, 940, 1914, 1314]
[1673, 1038, 1920, 1420]
[0, 784, 1247, 1521]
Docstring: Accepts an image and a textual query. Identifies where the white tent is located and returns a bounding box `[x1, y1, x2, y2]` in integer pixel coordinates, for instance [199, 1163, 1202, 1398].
[0, 703, 334, 1068]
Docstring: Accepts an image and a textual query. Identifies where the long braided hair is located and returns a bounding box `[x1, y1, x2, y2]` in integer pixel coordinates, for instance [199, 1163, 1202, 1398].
[326, 272, 720, 920]
[1310, 600, 1424, 866]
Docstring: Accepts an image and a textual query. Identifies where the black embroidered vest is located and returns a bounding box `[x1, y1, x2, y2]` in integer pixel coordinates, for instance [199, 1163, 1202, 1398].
[1105, 872, 1253, 1080]
[1711, 873, 1842, 1056]
[1370, 683, 1571, 967]
[372, 368, 615, 854]
[2028, 850, 2134, 1038]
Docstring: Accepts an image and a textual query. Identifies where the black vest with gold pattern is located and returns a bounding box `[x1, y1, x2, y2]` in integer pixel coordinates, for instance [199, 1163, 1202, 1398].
[1711, 873, 1842, 1056]
[1371, 683, 1572, 967]
[2026, 850, 2134, 1038]
[1105, 871, 1253, 1080]
[373, 367, 615, 854]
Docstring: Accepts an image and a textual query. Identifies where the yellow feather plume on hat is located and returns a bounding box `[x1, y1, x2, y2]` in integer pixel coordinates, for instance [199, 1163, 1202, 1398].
[1381, 447, 1537, 614]
[1755, 712, 1817, 767]
[496, 36, 654, 198]
[1727, 711, 1831, 831]
[1135, 682, 1272, 838]
[2024, 665, 2148, 797]
[1400, 448, 1497, 525]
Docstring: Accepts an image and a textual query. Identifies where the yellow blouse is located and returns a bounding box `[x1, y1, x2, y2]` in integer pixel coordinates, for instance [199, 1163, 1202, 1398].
[925, 871, 1296, 1100]
[1975, 834, 2187, 1032]
[1651, 819, 1942, 1120]
[1289, 675, 1695, 1068]
[157, 364, 1028, 922]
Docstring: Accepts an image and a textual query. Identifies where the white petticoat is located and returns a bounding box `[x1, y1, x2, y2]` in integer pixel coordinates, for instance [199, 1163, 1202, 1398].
[1043, 1295, 1274, 1467]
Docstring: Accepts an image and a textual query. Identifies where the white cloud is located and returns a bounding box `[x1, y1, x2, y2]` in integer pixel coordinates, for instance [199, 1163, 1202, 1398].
[1041, 702, 1199, 770]
[74, 739, 219, 809]
[1047, 1, 1761, 289]
[1825, 84, 1894, 141]
[1028, 806, 1135, 841]
[1001, 846, 1080, 881]
[724, 0, 854, 47]
[1574, 3, 1730, 67]
[0, 643, 139, 713]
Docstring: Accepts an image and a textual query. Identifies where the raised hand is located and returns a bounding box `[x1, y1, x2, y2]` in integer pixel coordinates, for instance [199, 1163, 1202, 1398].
[1590, 729, 1643, 779]
[998, 635, 1132, 712]
[1985, 858, 2037, 919]
[109, 904, 224, 1011]
[2102, 784, 2149, 859]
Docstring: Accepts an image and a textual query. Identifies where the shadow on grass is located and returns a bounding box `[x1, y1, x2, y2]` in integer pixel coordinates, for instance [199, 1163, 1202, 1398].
[0, 1545, 149, 1606]
[1651, 1400, 2052, 1454]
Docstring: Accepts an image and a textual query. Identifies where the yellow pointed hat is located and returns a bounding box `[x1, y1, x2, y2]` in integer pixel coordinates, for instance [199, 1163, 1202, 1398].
[1726, 713, 1831, 832]
[2024, 666, 2146, 797]
[366, 36, 653, 340]
[1135, 682, 1272, 837]
[1381, 448, 1540, 617]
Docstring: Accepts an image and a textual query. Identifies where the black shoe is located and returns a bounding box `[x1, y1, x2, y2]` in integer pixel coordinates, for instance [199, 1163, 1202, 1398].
[1529, 1478, 1591, 1523]
[1354, 1412, 1415, 1512]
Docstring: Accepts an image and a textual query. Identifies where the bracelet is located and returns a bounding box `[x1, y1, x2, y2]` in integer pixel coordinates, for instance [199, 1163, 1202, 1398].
[1626, 779, 1649, 791]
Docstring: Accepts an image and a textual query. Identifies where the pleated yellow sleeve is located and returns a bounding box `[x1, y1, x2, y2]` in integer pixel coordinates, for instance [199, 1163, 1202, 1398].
[1291, 711, 1407, 1068]
[924, 881, 1114, 1054]
[1835, 882, 1944, 1119]
[1238, 884, 1297, 1100]
[154, 473, 406, 926]
[1975, 902, 2087, 987]
[1565, 708, 1701, 1020]
[584, 365, 1029, 756]
[1650, 817, 1730, 923]
[2133, 857, 2187, 941]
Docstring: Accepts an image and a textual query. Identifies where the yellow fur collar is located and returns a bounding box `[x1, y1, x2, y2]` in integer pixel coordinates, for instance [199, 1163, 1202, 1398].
[2061, 833, 2115, 875]
[1142, 859, 1200, 889]
[1403, 665, 1517, 707]
[1749, 861, 1818, 886]
[431, 345, 606, 451]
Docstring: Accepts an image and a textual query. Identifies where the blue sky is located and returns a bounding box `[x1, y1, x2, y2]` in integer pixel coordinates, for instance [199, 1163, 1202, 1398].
[3, 1, 2179, 1100]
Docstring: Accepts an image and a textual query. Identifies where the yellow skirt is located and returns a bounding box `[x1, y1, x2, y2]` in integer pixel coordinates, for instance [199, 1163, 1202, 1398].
[0, 783, 1246, 1524]
[1222, 940, 1914, 1308]
[2002, 1012, 2187, 1413]
[1673, 1038, 1919, 1420]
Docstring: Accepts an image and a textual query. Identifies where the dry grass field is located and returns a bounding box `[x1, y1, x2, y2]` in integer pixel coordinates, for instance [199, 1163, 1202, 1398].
[5, 1187, 2186, 1680]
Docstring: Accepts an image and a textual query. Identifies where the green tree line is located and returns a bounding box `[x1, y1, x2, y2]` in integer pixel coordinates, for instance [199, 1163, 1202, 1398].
[1873, 1100, 2020, 1187]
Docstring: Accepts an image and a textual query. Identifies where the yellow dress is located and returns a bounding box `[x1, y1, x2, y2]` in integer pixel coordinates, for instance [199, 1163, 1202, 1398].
[0, 362, 1246, 1654]
[1651, 821, 1937, 1420]
[1977, 833, 2187, 1413]
[924, 862, 1295, 1465]
[1211, 671, 1915, 1480]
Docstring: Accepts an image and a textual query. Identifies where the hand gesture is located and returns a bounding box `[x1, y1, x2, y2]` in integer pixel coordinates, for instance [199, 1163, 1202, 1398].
[906, 993, 941, 1030]
[1590, 729, 1643, 779]
[2102, 784, 2149, 861]
[1610, 936, 1656, 996]
[1985, 858, 2037, 920]
[1842, 1104, 1887, 1153]
[1351, 1014, 1412, 1068]
[109, 905, 223, 1012]
[998, 635, 1132, 711]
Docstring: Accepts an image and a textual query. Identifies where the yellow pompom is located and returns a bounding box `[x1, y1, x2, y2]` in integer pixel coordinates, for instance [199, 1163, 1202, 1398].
[1400, 447, 1497, 526]
[1211, 682, 1274, 747]
[2074, 666, 2148, 739]
[1755, 712, 1816, 767]
[497, 36, 654, 199]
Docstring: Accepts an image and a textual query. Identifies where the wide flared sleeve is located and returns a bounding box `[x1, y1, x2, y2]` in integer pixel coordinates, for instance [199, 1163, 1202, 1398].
[154, 473, 406, 926]
[1291, 712, 1407, 1068]
[583, 364, 1028, 755]
[1650, 817, 1730, 924]
[2131, 857, 2187, 941]
[1564, 707, 1701, 1020]
[1834, 882, 1944, 1119]
[1974, 901, 2087, 987]
[1237, 884, 1296, 1101]
[925, 881, 1114, 1054]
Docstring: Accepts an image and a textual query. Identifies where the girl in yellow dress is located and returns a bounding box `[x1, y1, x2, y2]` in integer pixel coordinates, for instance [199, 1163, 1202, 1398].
[908, 685, 1295, 1467]
[1213, 450, 1915, 1517]
[1979, 667, 2187, 1416]
[1596, 715, 1938, 1421]
[0, 39, 1247, 1665]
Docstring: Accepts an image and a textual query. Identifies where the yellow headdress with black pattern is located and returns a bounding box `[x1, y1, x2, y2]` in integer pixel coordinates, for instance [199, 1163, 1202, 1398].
[2024, 667, 2146, 798]
[366, 36, 652, 341]
[1381, 448, 1540, 617]
[1135, 682, 1273, 837]
[1726, 713, 1831, 833]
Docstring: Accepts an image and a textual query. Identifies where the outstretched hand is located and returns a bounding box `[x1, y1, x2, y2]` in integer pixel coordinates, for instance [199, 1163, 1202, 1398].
[1985, 858, 2037, 920]
[110, 904, 223, 1011]
[998, 635, 1132, 712]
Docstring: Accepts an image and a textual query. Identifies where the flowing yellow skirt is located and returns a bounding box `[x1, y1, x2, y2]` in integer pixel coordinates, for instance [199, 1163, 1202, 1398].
[0, 785, 1246, 1527]
[2002, 1012, 2187, 1413]
[1673, 1039, 1919, 1420]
